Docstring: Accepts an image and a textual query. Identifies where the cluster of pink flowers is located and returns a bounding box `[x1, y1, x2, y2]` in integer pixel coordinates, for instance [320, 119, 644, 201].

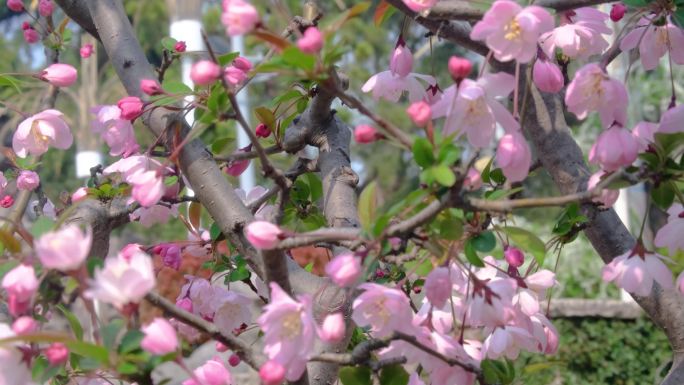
[221, 0, 259, 36]
[190, 56, 252, 89]
[91, 105, 140, 157]
[103, 155, 172, 207]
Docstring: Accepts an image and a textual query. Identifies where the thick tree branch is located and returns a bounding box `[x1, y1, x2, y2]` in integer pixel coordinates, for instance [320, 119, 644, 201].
[425, 0, 617, 21]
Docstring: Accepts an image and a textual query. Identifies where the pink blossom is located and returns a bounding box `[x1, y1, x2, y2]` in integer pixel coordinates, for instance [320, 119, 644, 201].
[318, 313, 345, 342]
[245, 221, 283, 249]
[131, 204, 178, 227]
[103, 155, 166, 207]
[182, 359, 232, 385]
[38, 0, 53, 16]
[468, 277, 517, 326]
[12, 316, 37, 335]
[120, 243, 144, 260]
[470, 0, 554, 63]
[80, 43, 93, 58]
[565, 63, 628, 127]
[224, 145, 252, 176]
[23, 26, 39, 44]
[447, 56, 472, 81]
[85, 250, 156, 309]
[117, 96, 144, 120]
[228, 354, 240, 367]
[505, 246, 525, 267]
[91, 105, 140, 157]
[540, 8, 610, 60]
[432, 72, 518, 148]
[223, 65, 247, 88]
[533, 59, 564, 93]
[2, 264, 38, 312]
[45, 343, 69, 366]
[424, 267, 452, 308]
[483, 325, 534, 359]
[40, 63, 77, 87]
[464, 168, 482, 191]
[610, 3, 626, 22]
[259, 360, 286, 385]
[406, 101, 432, 127]
[402, 0, 437, 13]
[175, 41, 187, 52]
[325, 253, 361, 287]
[213, 290, 252, 332]
[620, 18, 684, 71]
[0, 196, 13, 209]
[7, 0, 24, 12]
[257, 283, 315, 382]
[255, 123, 271, 138]
[496, 131, 532, 183]
[35, 224, 92, 272]
[407, 373, 426, 385]
[190, 60, 221, 85]
[141, 79, 162, 95]
[525, 270, 556, 294]
[633, 121, 658, 150]
[659, 104, 684, 134]
[178, 277, 215, 318]
[602, 248, 673, 296]
[654, 204, 684, 255]
[233, 57, 252, 72]
[215, 342, 228, 352]
[0, 325, 31, 385]
[221, 0, 259, 36]
[154, 243, 182, 270]
[71, 187, 89, 202]
[390, 38, 413, 77]
[354, 124, 380, 143]
[589, 126, 638, 171]
[297, 27, 323, 54]
[587, 170, 619, 208]
[0, 172, 6, 195]
[352, 283, 413, 337]
[362, 70, 436, 103]
[177, 297, 193, 313]
[141, 318, 178, 355]
[16, 170, 39, 191]
[13, 109, 73, 158]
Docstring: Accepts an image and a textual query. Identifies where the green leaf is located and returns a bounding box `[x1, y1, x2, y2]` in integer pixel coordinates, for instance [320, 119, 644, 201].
[304, 262, 314, 272]
[485, 187, 524, 201]
[66, 340, 109, 365]
[673, 8, 684, 29]
[254, 106, 276, 130]
[0, 75, 21, 93]
[161, 36, 178, 51]
[438, 143, 461, 166]
[471, 231, 496, 253]
[30, 217, 55, 238]
[379, 364, 410, 385]
[464, 240, 485, 267]
[432, 164, 456, 187]
[162, 80, 193, 95]
[305, 173, 323, 201]
[229, 265, 250, 282]
[118, 330, 144, 354]
[481, 157, 494, 184]
[117, 361, 139, 375]
[498, 226, 546, 266]
[358, 181, 378, 231]
[282, 47, 316, 72]
[412, 137, 435, 168]
[217, 52, 240, 67]
[102, 319, 125, 351]
[56, 305, 84, 341]
[652, 183, 675, 209]
[622, 0, 650, 6]
[489, 168, 506, 185]
[272, 89, 305, 106]
[436, 213, 463, 241]
[211, 136, 235, 154]
[339, 366, 372, 385]
[404, 258, 434, 276]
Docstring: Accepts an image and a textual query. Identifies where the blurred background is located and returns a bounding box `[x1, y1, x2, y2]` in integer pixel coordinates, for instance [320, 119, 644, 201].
[1, 0, 682, 383]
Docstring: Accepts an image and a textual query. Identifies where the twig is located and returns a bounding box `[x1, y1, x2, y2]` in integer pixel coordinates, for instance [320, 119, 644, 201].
[214, 145, 283, 162]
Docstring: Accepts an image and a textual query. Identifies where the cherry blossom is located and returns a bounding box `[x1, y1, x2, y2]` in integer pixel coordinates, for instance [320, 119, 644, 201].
[565, 63, 628, 128]
[91, 105, 140, 157]
[602, 246, 673, 296]
[13, 109, 73, 158]
[588, 126, 639, 171]
[221, 0, 259, 36]
[352, 283, 413, 337]
[620, 17, 684, 71]
[654, 204, 684, 255]
[540, 7, 610, 60]
[35, 224, 92, 272]
[85, 250, 156, 309]
[141, 318, 179, 355]
[325, 253, 361, 287]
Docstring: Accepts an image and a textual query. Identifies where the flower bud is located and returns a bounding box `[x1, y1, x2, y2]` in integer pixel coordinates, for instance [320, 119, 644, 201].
[1, 195, 14, 208]
[390, 38, 413, 77]
[228, 353, 241, 367]
[23, 27, 39, 44]
[325, 253, 361, 287]
[176, 297, 193, 313]
[215, 341, 229, 352]
[504, 246, 525, 267]
[12, 316, 37, 335]
[259, 360, 286, 385]
[7, 0, 24, 12]
[464, 168, 482, 191]
[41, 63, 78, 87]
[17, 170, 39, 191]
[255, 123, 271, 138]
[71, 187, 88, 203]
[610, 3, 626, 22]
[533, 59, 564, 93]
[232, 57, 252, 72]
[141, 318, 179, 355]
[38, 0, 53, 17]
[318, 313, 345, 343]
[297, 27, 323, 54]
[354, 124, 379, 144]
[448, 56, 472, 82]
[117, 96, 144, 120]
[141, 79, 163, 96]
[406, 101, 432, 127]
[45, 343, 69, 366]
[245, 221, 283, 250]
[190, 60, 221, 86]
[174, 41, 187, 53]
[80, 43, 93, 58]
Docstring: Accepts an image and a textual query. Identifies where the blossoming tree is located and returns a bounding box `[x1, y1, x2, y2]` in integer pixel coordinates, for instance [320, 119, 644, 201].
[1, 0, 684, 384]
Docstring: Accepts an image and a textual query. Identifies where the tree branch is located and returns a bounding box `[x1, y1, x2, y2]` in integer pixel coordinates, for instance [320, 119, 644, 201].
[423, 0, 617, 21]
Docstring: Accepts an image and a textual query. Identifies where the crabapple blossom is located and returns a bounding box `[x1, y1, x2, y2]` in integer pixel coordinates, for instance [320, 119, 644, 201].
[257, 283, 315, 382]
[504, 246, 525, 267]
[354, 124, 380, 143]
[91, 105, 140, 157]
[620, 18, 684, 71]
[71, 187, 89, 202]
[182, 358, 232, 385]
[191, 60, 221, 85]
[610, 3, 626, 22]
[45, 343, 69, 366]
[16, 170, 39, 191]
[80, 43, 93, 58]
[141, 318, 178, 355]
[533, 59, 564, 93]
[174, 40, 187, 52]
[406, 101, 432, 127]
[402, 0, 437, 13]
[255, 123, 271, 138]
[659, 104, 684, 133]
[540, 7, 610, 60]
[141, 79, 162, 95]
[213, 290, 252, 332]
[131, 204, 178, 227]
[565, 63, 628, 128]
[38, 0, 53, 16]
[12, 316, 37, 335]
[85, 250, 156, 309]
[468, 276, 517, 326]
[447, 56, 472, 81]
[633, 121, 658, 150]
[7, 0, 23, 12]
[654, 204, 684, 255]
[496, 131, 532, 183]
[297, 27, 323, 54]
[470, 0, 554, 63]
[13, 109, 73, 158]
[40, 63, 77, 87]
[464, 168, 483, 191]
[588, 126, 639, 171]
[352, 283, 413, 337]
[245, 221, 283, 249]
[588, 170, 620, 208]
[259, 360, 286, 385]
[23, 24, 39, 44]
[325, 253, 361, 287]
[390, 38, 413, 77]
[483, 325, 534, 359]
[221, 0, 259, 36]
[103, 155, 166, 207]
[35, 225, 92, 272]
[2, 264, 38, 316]
[318, 313, 345, 342]
[228, 354, 240, 367]
[424, 267, 452, 308]
[602, 246, 673, 296]
[117, 96, 144, 120]
[224, 145, 252, 176]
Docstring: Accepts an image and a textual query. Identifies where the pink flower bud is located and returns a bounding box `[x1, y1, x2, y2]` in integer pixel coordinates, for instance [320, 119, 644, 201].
[45, 343, 69, 366]
[588, 170, 619, 208]
[464, 168, 482, 191]
[186, 359, 232, 385]
[174, 41, 187, 53]
[245, 221, 283, 250]
[23, 27, 39, 44]
[21, 21, 30, 30]
[215, 341, 229, 352]
[71, 187, 88, 202]
[141, 79, 163, 96]
[117, 96, 144, 120]
[406, 101, 432, 127]
[41, 63, 77, 87]
[224, 145, 251, 176]
[7, 0, 23, 12]
[533, 59, 564, 93]
[297, 27, 323, 54]
[448, 56, 472, 82]
[176, 297, 193, 313]
[80, 43, 93, 58]
[402, 0, 437, 12]
[221, 0, 260, 36]
[38, 0, 53, 17]
[588, 126, 638, 171]
[190, 60, 221, 86]
[255, 123, 271, 138]
[504, 246, 525, 267]
[325, 253, 361, 287]
[16, 170, 39, 191]
[259, 360, 286, 385]
[121, 243, 143, 260]
[390, 39, 413, 77]
[36, 224, 92, 272]
[223, 65, 247, 87]
[610, 3, 626, 22]
[496, 131, 532, 183]
[141, 318, 179, 355]
[318, 313, 345, 343]
[354, 124, 379, 144]
[228, 353, 241, 367]
[1, 195, 14, 208]
[12, 316, 37, 335]
[232, 57, 252, 72]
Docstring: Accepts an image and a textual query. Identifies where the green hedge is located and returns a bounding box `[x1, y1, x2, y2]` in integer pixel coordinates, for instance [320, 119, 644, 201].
[518, 317, 671, 385]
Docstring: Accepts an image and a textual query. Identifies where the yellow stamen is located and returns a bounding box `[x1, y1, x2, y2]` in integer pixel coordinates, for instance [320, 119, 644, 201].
[504, 19, 522, 41]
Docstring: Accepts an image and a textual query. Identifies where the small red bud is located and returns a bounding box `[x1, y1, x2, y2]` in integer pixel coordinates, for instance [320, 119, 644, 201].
[255, 123, 271, 138]
[448, 56, 472, 82]
[610, 3, 626, 22]
[0, 195, 14, 208]
[228, 353, 241, 367]
[174, 41, 187, 53]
